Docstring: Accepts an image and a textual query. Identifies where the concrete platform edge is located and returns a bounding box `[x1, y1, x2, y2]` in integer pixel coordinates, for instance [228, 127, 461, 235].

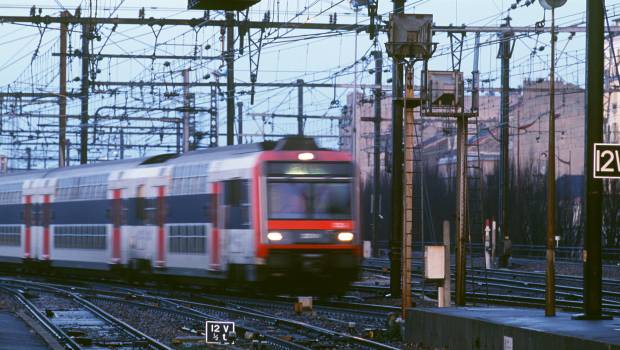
[405, 307, 620, 350]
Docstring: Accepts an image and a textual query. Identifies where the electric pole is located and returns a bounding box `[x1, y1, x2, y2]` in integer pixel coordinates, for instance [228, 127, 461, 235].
[578, 0, 608, 321]
[372, 50, 382, 257]
[498, 17, 513, 266]
[298, 79, 304, 135]
[545, 6, 557, 318]
[455, 105, 468, 306]
[237, 101, 244, 144]
[183, 68, 191, 153]
[226, 11, 235, 146]
[80, 22, 91, 164]
[390, 0, 405, 298]
[59, 10, 69, 167]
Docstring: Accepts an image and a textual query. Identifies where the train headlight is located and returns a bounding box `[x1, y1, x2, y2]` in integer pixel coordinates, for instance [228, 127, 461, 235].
[298, 152, 314, 161]
[337, 232, 354, 242]
[267, 231, 283, 242]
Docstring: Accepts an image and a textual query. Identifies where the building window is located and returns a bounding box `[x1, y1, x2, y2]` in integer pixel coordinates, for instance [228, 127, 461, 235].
[0, 226, 20, 246]
[54, 225, 107, 250]
[168, 224, 207, 254]
[170, 164, 209, 196]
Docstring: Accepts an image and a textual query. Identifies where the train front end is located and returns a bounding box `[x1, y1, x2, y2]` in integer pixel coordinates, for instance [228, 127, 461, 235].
[254, 138, 360, 293]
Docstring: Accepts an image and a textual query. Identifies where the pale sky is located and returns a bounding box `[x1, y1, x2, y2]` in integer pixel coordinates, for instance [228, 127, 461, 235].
[0, 0, 609, 168]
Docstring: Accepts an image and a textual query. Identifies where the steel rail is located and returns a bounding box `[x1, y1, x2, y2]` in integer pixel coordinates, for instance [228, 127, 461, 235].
[0, 286, 82, 350]
[0, 279, 312, 350]
[0, 279, 172, 350]
[160, 296, 400, 350]
[72, 295, 173, 350]
[360, 265, 620, 306]
[86, 294, 295, 350]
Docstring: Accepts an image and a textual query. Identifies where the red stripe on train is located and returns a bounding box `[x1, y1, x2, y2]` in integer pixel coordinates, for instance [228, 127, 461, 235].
[267, 220, 354, 231]
[268, 244, 361, 254]
[156, 186, 166, 267]
[112, 189, 122, 264]
[211, 182, 221, 270]
[42, 194, 50, 260]
[24, 195, 31, 259]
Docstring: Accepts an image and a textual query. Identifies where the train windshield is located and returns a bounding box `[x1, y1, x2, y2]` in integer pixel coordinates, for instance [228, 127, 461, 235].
[267, 181, 352, 220]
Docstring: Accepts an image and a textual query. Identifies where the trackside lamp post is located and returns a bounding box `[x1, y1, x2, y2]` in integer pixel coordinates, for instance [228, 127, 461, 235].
[539, 0, 566, 318]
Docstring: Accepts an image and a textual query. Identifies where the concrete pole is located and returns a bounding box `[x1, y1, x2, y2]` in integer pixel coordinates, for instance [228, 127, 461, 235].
[580, 0, 606, 320]
[182, 68, 190, 153]
[442, 220, 451, 307]
[455, 114, 468, 306]
[390, 0, 405, 299]
[80, 22, 90, 164]
[237, 101, 243, 144]
[226, 11, 235, 146]
[545, 7, 557, 317]
[58, 11, 68, 167]
[372, 50, 383, 257]
[499, 18, 513, 264]
[66, 139, 71, 166]
[297, 79, 304, 135]
[401, 64, 414, 317]
[176, 121, 181, 154]
[26, 148, 31, 170]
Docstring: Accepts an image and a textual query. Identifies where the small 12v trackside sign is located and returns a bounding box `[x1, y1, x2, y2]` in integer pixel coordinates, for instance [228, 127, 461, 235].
[594, 143, 620, 179]
[205, 321, 235, 344]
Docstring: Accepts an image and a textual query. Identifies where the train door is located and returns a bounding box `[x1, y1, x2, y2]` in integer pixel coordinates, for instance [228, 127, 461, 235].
[23, 180, 39, 261]
[25, 179, 55, 263]
[116, 167, 168, 271]
[130, 184, 153, 262]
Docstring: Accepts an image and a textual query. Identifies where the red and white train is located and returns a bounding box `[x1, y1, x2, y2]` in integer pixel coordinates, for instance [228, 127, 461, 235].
[0, 137, 360, 292]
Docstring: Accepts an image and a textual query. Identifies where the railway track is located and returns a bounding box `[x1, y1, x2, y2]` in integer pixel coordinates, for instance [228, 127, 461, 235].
[0, 277, 401, 350]
[360, 259, 620, 313]
[0, 279, 171, 350]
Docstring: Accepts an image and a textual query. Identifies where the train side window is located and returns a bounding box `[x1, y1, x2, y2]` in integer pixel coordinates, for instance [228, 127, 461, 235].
[223, 179, 250, 229]
[0, 182, 21, 205]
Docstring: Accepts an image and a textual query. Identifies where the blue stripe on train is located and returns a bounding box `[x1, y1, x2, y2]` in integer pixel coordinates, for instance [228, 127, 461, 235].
[0, 204, 22, 225]
[0, 193, 218, 226]
[52, 200, 109, 225]
[165, 194, 212, 224]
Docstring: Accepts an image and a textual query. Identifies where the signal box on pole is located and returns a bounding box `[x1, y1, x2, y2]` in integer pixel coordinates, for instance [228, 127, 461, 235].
[188, 0, 260, 10]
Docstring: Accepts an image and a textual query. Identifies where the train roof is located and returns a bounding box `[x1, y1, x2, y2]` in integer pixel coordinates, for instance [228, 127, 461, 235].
[166, 142, 272, 165]
[0, 136, 333, 185]
[0, 169, 47, 186]
[44, 158, 146, 178]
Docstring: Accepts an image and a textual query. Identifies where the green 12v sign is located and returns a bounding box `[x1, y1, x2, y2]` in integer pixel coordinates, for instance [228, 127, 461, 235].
[594, 143, 620, 178]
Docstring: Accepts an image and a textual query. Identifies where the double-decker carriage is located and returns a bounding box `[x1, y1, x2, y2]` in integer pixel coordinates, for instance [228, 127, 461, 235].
[0, 137, 360, 293]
